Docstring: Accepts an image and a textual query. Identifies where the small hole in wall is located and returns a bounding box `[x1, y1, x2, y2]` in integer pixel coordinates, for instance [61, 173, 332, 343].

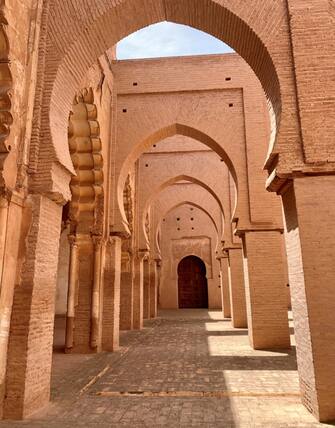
[177, 228, 180, 231]
[163, 218, 166, 222]
[190, 207, 194, 211]
[145, 164, 149, 167]
[190, 218, 194, 221]
[191, 227, 194, 230]
[133, 82, 138, 86]
[225, 77, 231, 81]
[220, 159, 224, 162]
[153, 144, 156, 148]
[122, 108, 127, 113]
[229, 103, 233, 107]
[177, 218, 180, 221]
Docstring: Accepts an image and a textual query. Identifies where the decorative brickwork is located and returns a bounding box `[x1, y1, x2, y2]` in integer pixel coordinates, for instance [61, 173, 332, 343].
[0, 2, 334, 423]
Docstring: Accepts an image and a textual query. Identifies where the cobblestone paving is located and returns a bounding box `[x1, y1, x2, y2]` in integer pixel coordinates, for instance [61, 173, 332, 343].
[1, 310, 333, 427]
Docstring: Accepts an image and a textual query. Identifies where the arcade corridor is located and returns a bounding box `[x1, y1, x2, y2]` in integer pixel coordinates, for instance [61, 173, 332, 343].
[0, 310, 329, 427]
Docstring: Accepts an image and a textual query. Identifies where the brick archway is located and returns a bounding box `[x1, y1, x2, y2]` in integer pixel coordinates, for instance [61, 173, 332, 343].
[142, 174, 224, 222]
[154, 200, 220, 259]
[34, 0, 303, 201]
[138, 175, 225, 250]
[118, 126, 236, 234]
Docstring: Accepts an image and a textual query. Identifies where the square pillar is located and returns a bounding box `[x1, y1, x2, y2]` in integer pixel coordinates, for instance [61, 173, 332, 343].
[218, 254, 231, 318]
[227, 248, 247, 328]
[4, 195, 62, 419]
[241, 230, 290, 349]
[282, 177, 335, 422]
[120, 251, 134, 330]
[0, 194, 24, 418]
[133, 252, 145, 330]
[66, 235, 96, 354]
[143, 258, 150, 319]
[101, 237, 121, 352]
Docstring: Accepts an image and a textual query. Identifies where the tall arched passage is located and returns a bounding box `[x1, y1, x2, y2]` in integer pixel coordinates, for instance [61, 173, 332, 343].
[38, 0, 303, 205]
[178, 256, 208, 309]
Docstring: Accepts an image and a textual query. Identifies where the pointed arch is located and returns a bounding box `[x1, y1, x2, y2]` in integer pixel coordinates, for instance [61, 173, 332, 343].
[118, 125, 236, 227]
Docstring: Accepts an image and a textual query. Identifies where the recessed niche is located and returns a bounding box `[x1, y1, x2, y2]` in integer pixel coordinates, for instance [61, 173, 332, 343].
[177, 228, 180, 231]
[133, 82, 138, 86]
[192, 227, 194, 230]
[190, 218, 194, 221]
[225, 77, 231, 81]
[177, 217, 180, 221]
[145, 164, 149, 167]
[229, 103, 233, 107]
[153, 144, 156, 148]
[122, 108, 127, 113]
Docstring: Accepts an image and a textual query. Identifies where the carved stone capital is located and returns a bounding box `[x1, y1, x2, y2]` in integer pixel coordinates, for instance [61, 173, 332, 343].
[68, 234, 78, 248]
[135, 249, 149, 261]
[92, 234, 104, 248]
[111, 229, 131, 240]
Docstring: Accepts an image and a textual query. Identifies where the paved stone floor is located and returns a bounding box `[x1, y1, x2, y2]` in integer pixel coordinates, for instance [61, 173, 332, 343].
[1, 310, 333, 427]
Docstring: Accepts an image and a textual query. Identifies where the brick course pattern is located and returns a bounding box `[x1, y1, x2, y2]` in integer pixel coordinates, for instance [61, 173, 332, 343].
[0, 1, 334, 424]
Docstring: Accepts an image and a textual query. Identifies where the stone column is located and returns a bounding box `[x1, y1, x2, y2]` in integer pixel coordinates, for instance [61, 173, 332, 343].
[133, 251, 146, 330]
[101, 236, 121, 352]
[65, 235, 79, 350]
[156, 259, 162, 308]
[90, 236, 104, 350]
[227, 247, 247, 328]
[239, 230, 290, 349]
[282, 177, 335, 422]
[217, 253, 231, 318]
[143, 258, 150, 319]
[4, 195, 62, 419]
[149, 259, 158, 318]
[120, 250, 134, 330]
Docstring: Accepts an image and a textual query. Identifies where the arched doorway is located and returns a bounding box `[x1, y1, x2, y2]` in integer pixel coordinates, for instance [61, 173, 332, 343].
[178, 256, 208, 309]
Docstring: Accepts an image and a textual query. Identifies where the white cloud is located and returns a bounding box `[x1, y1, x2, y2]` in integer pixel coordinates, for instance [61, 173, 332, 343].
[117, 22, 233, 60]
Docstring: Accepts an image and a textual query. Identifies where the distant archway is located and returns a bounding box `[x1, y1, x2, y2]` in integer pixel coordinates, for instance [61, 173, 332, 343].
[178, 255, 208, 309]
[118, 125, 238, 225]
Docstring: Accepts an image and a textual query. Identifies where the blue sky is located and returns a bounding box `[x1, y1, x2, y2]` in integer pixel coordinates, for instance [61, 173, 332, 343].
[117, 22, 233, 60]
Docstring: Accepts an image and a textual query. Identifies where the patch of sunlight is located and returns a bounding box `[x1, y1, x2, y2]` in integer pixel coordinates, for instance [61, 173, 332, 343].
[208, 311, 224, 320]
[221, 370, 300, 393]
[288, 310, 296, 346]
[205, 322, 228, 331]
[207, 336, 291, 357]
